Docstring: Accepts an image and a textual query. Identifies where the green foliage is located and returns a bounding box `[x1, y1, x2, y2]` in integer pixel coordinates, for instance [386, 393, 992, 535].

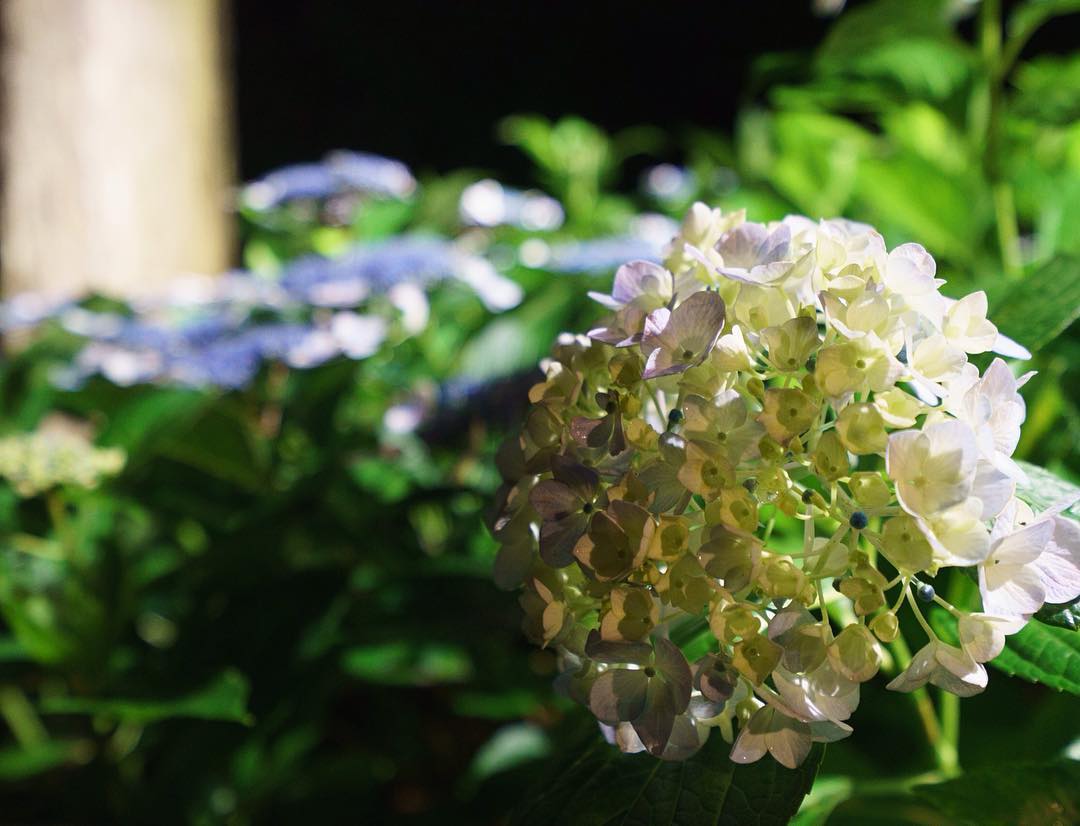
[0, 1, 1077, 822]
[990, 256, 1080, 354]
[992, 622, 1080, 694]
[513, 727, 824, 826]
[39, 670, 253, 725]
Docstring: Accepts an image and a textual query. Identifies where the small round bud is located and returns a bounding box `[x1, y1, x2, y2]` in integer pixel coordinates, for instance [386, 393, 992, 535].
[849, 511, 869, 530]
[742, 478, 758, 493]
[916, 583, 935, 602]
[667, 408, 684, 427]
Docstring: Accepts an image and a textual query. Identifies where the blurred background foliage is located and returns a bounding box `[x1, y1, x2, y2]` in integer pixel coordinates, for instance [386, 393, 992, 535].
[0, 0, 1078, 823]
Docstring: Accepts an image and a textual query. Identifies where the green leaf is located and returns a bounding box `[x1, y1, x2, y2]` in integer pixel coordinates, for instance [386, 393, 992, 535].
[39, 670, 253, 725]
[914, 759, 1080, 826]
[512, 726, 823, 826]
[1034, 600, 1080, 631]
[341, 641, 474, 685]
[992, 621, 1080, 694]
[1008, 0, 1080, 41]
[1014, 460, 1080, 518]
[823, 792, 943, 825]
[990, 256, 1080, 354]
[457, 282, 574, 382]
[98, 388, 209, 455]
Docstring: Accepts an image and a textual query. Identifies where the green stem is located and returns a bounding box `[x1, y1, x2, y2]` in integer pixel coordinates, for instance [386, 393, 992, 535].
[939, 688, 960, 775]
[0, 685, 47, 747]
[45, 490, 74, 556]
[889, 631, 958, 777]
[979, 0, 1022, 278]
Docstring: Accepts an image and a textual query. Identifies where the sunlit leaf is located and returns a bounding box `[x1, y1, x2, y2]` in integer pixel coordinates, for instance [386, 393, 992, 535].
[989, 256, 1080, 354]
[993, 622, 1080, 694]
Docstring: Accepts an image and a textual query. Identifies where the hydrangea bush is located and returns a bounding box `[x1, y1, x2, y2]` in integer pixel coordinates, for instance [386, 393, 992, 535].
[492, 203, 1080, 767]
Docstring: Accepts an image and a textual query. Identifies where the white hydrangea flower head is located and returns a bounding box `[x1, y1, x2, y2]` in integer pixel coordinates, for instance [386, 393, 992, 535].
[491, 204, 1069, 768]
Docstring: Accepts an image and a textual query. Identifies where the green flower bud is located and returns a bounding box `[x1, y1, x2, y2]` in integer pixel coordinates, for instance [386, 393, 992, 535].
[759, 388, 817, 443]
[698, 525, 760, 592]
[732, 633, 783, 685]
[880, 515, 933, 574]
[812, 430, 849, 481]
[870, 611, 900, 643]
[849, 471, 892, 509]
[705, 486, 759, 533]
[827, 624, 880, 682]
[758, 557, 814, 603]
[657, 554, 713, 614]
[762, 316, 820, 373]
[835, 402, 888, 455]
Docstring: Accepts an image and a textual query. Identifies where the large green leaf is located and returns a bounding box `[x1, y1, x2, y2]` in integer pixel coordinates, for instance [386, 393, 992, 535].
[512, 727, 823, 826]
[39, 670, 253, 725]
[993, 621, 1080, 694]
[824, 761, 1080, 826]
[989, 255, 1080, 354]
[914, 759, 1080, 826]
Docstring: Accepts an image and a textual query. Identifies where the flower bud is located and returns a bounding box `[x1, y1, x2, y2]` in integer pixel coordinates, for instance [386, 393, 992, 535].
[827, 624, 881, 682]
[870, 611, 899, 643]
[732, 633, 783, 684]
[849, 471, 891, 508]
[762, 316, 820, 373]
[812, 431, 849, 481]
[758, 557, 814, 603]
[648, 515, 690, 561]
[698, 526, 760, 591]
[835, 402, 887, 454]
[710, 601, 762, 644]
[881, 515, 933, 573]
[657, 554, 713, 613]
[600, 586, 659, 642]
[705, 486, 759, 533]
[759, 388, 817, 443]
[837, 576, 885, 616]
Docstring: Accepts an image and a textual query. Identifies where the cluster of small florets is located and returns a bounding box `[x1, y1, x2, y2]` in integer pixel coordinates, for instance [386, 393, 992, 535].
[0, 425, 125, 497]
[490, 203, 1080, 767]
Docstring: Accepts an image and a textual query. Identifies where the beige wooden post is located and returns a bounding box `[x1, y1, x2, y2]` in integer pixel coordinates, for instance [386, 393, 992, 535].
[1, 0, 234, 300]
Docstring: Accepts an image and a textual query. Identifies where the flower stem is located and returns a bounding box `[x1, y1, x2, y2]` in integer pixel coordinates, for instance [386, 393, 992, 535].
[0, 685, 47, 747]
[939, 688, 961, 775]
[888, 630, 958, 777]
[979, 0, 1022, 279]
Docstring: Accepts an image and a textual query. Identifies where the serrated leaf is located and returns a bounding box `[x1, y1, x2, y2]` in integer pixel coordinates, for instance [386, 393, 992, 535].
[39, 670, 253, 725]
[914, 759, 1080, 826]
[512, 725, 823, 826]
[993, 621, 1080, 694]
[990, 255, 1080, 354]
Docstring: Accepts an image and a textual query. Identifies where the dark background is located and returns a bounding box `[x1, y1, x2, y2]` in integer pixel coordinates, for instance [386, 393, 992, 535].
[232, 0, 1079, 183]
[231, 1, 831, 181]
